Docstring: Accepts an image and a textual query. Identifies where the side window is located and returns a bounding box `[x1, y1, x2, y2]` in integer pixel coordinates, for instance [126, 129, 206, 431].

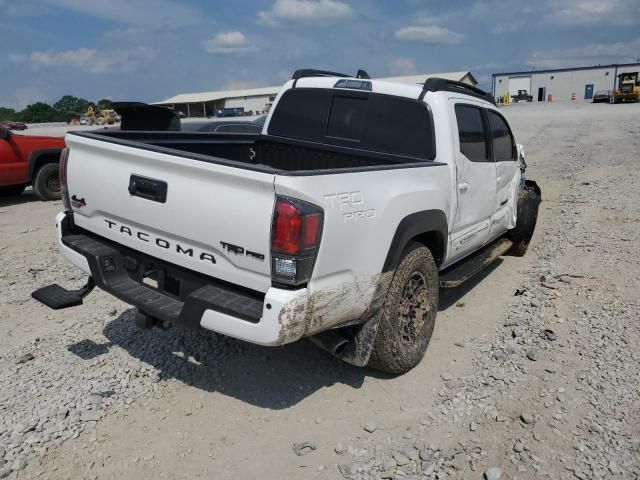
[487, 110, 516, 162]
[454, 105, 489, 162]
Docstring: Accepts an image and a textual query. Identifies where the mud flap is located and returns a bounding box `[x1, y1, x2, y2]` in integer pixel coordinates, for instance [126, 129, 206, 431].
[309, 311, 382, 367]
[507, 179, 541, 257]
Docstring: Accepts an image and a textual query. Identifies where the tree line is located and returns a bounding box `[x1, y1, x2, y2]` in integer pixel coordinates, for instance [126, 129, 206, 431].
[0, 96, 113, 123]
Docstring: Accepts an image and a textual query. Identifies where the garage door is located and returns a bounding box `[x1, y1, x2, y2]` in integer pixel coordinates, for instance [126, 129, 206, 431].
[509, 76, 532, 96]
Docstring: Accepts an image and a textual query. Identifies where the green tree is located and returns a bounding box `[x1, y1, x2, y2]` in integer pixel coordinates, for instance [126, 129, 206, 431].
[15, 102, 59, 123]
[97, 98, 113, 110]
[0, 107, 16, 121]
[53, 95, 90, 116]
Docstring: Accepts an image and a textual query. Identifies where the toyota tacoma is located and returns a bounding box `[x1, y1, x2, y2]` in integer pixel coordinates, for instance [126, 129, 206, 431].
[33, 70, 541, 374]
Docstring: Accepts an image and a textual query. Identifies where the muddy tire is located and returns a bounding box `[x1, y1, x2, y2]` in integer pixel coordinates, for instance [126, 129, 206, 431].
[33, 163, 61, 201]
[508, 183, 541, 256]
[368, 243, 439, 375]
[0, 185, 26, 197]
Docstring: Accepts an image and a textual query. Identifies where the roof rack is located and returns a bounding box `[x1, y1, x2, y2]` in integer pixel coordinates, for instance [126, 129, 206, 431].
[292, 68, 371, 87]
[419, 78, 496, 105]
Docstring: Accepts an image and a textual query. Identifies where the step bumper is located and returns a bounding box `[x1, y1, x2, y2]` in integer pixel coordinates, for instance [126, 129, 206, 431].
[55, 212, 309, 346]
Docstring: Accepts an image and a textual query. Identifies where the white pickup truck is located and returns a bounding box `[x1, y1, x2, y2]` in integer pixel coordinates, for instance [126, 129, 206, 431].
[33, 70, 541, 374]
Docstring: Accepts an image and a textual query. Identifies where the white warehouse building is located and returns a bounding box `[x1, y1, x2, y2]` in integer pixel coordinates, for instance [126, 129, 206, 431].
[152, 86, 280, 118]
[152, 71, 477, 118]
[492, 62, 640, 102]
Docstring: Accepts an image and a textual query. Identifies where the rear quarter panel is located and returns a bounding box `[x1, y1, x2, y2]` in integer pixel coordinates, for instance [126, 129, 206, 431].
[274, 164, 451, 335]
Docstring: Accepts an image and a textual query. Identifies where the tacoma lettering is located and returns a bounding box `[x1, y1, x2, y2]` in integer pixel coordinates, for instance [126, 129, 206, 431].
[104, 219, 216, 264]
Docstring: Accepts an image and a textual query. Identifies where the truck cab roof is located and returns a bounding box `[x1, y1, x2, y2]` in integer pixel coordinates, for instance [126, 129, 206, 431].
[276, 74, 496, 107]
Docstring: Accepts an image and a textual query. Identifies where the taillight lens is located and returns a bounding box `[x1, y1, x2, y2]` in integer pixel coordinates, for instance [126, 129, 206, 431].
[59, 147, 71, 210]
[272, 201, 303, 254]
[271, 196, 323, 287]
[303, 213, 322, 247]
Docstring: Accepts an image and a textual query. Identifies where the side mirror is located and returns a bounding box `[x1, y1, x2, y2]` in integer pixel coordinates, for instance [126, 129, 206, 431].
[0, 126, 11, 140]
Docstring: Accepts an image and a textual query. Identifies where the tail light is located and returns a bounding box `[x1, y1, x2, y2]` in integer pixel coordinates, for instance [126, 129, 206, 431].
[59, 147, 71, 211]
[271, 196, 323, 287]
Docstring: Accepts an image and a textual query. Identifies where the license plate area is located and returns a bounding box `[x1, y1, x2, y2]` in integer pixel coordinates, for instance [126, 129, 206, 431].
[139, 268, 181, 299]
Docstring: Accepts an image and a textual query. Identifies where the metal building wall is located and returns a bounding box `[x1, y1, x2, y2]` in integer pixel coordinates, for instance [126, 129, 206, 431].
[493, 75, 513, 99]
[224, 95, 273, 114]
[493, 63, 640, 102]
[530, 68, 615, 101]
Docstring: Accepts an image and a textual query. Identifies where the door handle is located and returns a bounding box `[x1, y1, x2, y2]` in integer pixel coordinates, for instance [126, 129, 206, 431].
[458, 182, 469, 192]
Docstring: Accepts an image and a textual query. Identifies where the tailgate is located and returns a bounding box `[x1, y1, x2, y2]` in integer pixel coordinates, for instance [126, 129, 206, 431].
[64, 133, 275, 293]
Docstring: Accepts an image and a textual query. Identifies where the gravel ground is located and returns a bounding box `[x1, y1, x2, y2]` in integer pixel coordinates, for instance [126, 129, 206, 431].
[0, 101, 638, 479]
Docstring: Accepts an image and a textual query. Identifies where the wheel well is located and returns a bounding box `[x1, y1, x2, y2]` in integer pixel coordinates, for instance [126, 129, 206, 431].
[382, 210, 448, 272]
[28, 150, 61, 181]
[410, 231, 446, 267]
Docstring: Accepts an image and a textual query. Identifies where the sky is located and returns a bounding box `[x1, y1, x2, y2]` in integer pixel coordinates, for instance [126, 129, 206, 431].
[1, 0, 639, 109]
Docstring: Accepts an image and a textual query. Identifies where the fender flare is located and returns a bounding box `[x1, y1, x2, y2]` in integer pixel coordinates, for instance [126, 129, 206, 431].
[28, 149, 62, 181]
[382, 209, 448, 272]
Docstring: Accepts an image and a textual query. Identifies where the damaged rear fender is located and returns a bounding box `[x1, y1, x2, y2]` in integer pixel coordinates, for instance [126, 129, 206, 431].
[277, 271, 395, 348]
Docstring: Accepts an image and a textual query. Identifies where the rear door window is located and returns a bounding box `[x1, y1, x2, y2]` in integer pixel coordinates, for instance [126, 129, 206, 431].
[454, 104, 489, 162]
[487, 110, 516, 162]
[268, 88, 435, 160]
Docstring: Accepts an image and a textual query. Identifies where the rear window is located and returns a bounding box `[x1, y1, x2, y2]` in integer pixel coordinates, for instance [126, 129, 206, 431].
[326, 96, 367, 141]
[268, 88, 435, 160]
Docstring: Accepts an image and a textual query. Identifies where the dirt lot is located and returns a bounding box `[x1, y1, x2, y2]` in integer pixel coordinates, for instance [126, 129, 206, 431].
[1, 101, 639, 480]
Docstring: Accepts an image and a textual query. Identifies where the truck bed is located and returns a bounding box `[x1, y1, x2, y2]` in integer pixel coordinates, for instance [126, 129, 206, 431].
[71, 130, 432, 174]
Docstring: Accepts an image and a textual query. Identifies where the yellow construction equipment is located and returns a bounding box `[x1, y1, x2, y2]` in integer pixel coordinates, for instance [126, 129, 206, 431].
[81, 106, 118, 125]
[612, 72, 640, 103]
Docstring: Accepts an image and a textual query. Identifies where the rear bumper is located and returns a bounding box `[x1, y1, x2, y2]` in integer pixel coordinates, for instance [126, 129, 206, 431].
[55, 212, 308, 346]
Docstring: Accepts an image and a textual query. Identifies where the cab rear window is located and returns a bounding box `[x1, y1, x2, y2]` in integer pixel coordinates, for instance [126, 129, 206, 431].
[268, 88, 436, 160]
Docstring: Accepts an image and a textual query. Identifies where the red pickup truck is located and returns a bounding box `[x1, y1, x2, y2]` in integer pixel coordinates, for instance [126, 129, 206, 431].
[0, 125, 65, 200]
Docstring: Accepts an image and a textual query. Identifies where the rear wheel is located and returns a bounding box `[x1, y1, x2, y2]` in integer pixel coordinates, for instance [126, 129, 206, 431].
[368, 243, 439, 374]
[0, 185, 26, 197]
[33, 163, 61, 201]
